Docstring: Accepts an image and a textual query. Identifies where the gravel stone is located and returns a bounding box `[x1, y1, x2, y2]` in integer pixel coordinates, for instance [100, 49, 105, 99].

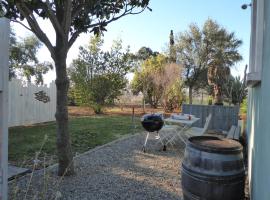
[9, 133, 185, 200]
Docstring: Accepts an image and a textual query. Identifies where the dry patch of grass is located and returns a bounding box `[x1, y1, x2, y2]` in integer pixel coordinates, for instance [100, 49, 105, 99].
[69, 105, 179, 117]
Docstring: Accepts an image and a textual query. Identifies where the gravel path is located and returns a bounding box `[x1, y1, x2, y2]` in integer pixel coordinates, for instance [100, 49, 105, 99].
[9, 133, 185, 200]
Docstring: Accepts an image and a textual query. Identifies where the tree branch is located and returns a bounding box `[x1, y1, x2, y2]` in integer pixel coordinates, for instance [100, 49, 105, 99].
[16, 2, 55, 59]
[71, 3, 85, 20]
[68, 31, 81, 50]
[63, 0, 72, 35]
[45, 0, 64, 37]
[68, 3, 147, 49]
[10, 19, 32, 32]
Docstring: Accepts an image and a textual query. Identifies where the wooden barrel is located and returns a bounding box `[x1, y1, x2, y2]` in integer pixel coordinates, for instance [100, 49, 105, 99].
[181, 136, 245, 200]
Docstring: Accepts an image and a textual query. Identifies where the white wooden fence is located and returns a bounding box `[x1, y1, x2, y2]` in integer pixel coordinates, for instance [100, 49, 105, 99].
[8, 79, 56, 127]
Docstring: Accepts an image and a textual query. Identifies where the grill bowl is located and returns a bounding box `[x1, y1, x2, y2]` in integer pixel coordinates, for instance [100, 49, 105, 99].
[141, 114, 164, 132]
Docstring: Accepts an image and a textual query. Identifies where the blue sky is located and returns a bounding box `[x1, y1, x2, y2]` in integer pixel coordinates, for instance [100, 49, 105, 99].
[101, 0, 251, 75]
[13, 0, 251, 84]
[103, 0, 250, 52]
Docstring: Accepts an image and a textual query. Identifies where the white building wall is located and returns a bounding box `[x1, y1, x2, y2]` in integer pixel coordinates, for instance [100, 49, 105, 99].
[247, 0, 270, 199]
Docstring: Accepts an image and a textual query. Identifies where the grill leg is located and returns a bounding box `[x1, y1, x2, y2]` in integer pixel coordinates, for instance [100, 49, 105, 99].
[163, 145, 167, 151]
[155, 131, 160, 139]
[142, 132, 149, 153]
[156, 131, 166, 151]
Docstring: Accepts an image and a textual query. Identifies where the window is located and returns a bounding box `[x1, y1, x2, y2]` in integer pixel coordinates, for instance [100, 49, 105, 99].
[247, 0, 264, 87]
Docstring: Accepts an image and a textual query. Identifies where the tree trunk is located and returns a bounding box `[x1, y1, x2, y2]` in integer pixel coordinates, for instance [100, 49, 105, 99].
[142, 89, 146, 113]
[148, 95, 154, 108]
[54, 50, 75, 176]
[213, 84, 223, 105]
[201, 91, 203, 104]
[188, 86, 193, 105]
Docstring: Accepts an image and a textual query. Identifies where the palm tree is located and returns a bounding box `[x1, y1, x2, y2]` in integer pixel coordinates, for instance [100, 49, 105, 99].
[204, 19, 242, 105]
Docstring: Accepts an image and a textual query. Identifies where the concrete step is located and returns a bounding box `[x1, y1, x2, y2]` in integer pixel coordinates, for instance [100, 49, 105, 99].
[8, 165, 31, 180]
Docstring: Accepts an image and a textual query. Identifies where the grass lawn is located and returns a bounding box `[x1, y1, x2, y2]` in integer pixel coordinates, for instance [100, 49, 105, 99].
[9, 115, 143, 168]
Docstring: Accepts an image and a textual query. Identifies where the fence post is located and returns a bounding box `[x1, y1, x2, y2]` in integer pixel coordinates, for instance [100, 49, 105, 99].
[132, 106, 135, 124]
[131, 106, 137, 133]
[0, 18, 10, 200]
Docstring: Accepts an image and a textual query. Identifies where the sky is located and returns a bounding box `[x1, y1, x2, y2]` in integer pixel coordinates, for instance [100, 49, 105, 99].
[12, 0, 251, 85]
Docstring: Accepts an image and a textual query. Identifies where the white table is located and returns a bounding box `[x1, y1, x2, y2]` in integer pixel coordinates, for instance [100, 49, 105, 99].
[163, 116, 200, 146]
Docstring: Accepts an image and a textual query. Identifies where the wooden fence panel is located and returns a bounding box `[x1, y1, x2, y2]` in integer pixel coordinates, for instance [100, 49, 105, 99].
[182, 104, 239, 131]
[8, 79, 56, 127]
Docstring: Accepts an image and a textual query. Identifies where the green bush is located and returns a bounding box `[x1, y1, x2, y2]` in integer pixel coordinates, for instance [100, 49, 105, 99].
[92, 104, 103, 114]
[208, 96, 213, 105]
[240, 98, 248, 115]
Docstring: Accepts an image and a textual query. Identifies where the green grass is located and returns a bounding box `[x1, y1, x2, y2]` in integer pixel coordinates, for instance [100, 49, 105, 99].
[9, 115, 143, 167]
[240, 98, 248, 115]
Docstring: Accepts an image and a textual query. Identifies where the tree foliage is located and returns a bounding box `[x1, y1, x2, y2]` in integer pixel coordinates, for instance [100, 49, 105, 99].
[1, 0, 150, 176]
[131, 54, 184, 110]
[69, 36, 131, 113]
[169, 30, 176, 63]
[204, 19, 242, 104]
[175, 19, 242, 105]
[131, 54, 166, 108]
[240, 98, 247, 115]
[175, 23, 207, 104]
[154, 63, 184, 111]
[128, 46, 159, 72]
[1, 1, 150, 41]
[224, 75, 247, 105]
[136, 46, 159, 61]
[10, 31, 53, 85]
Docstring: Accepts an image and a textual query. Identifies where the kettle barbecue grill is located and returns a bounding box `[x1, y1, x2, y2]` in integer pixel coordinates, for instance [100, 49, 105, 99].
[141, 113, 164, 152]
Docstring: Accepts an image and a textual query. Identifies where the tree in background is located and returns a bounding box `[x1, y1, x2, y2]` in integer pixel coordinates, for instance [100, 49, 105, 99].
[1, 0, 150, 175]
[130, 46, 159, 111]
[204, 19, 242, 105]
[69, 37, 131, 113]
[77, 35, 103, 88]
[207, 64, 230, 105]
[224, 75, 247, 105]
[153, 63, 184, 111]
[102, 39, 132, 102]
[224, 65, 247, 105]
[10, 31, 52, 85]
[136, 46, 159, 61]
[129, 46, 159, 73]
[165, 78, 185, 110]
[131, 54, 184, 110]
[175, 19, 242, 105]
[169, 30, 176, 63]
[175, 24, 206, 104]
[131, 54, 167, 108]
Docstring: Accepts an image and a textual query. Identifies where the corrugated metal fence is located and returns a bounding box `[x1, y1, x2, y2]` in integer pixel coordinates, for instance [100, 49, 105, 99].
[182, 104, 239, 131]
[8, 79, 56, 127]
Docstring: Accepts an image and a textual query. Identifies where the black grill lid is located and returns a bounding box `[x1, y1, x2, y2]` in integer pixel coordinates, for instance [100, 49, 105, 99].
[141, 114, 164, 132]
